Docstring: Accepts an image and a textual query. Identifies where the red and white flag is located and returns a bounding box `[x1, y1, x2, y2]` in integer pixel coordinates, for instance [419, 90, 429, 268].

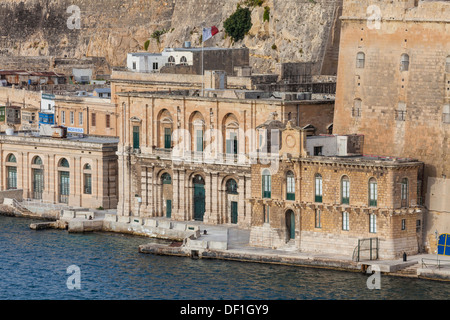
[202, 26, 219, 42]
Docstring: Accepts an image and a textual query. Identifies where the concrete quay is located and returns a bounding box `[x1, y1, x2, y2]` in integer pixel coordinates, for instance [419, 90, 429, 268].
[138, 221, 450, 282]
[3, 201, 449, 282]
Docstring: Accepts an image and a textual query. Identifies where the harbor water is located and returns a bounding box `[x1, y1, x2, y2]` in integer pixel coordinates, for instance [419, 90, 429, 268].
[0, 216, 448, 300]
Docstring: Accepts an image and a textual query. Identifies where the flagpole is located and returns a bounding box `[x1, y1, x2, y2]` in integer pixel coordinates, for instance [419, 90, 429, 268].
[202, 33, 204, 97]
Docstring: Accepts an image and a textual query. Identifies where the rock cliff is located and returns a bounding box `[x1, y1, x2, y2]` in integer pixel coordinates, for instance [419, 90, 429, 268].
[0, 0, 342, 74]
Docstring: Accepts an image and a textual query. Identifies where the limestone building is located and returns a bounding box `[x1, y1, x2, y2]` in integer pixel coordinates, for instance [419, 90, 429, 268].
[333, 0, 450, 251]
[114, 81, 335, 227]
[249, 121, 425, 259]
[0, 132, 119, 210]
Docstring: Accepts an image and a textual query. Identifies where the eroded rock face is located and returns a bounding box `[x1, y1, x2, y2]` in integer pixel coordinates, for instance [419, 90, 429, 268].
[0, 0, 341, 74]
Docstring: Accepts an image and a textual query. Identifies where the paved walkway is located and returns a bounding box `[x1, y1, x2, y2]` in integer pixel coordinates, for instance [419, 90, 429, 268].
[177, 221, 450, 279]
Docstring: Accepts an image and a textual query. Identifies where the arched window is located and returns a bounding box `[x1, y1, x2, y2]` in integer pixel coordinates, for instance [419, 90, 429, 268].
[356, 52, 365, 69]
[341, 176, 350, 205]
[262, 169, 271, 199]
[162, 173, 172, 185]
[7, 154, 16, 163]
[369, 178, 378, 207]
[400, 54, 410, 71]
[59, 158, 69, 168]
[286, 171, 295, 201]
[83, 163, 92, 195]
[168, 56, 175, 65]
[6, 154, 17, 190]
[58, 158, 70, 204]
[180, 56, 188, 65]
[226, 179, 238, 194]
[401, 178, 408, 208]
[33, 156, 42, 165]
[315, 174, 323, 203]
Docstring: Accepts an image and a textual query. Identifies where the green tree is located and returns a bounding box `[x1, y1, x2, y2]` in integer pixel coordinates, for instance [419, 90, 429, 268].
[223, 6, 252, 42]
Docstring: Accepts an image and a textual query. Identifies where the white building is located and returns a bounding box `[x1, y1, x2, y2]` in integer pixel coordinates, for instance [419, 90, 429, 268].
[306, 134, 364, 157]
[40, 93, 55, 113]
[72, 68, 93, 84]
[127, 53, 169, 73]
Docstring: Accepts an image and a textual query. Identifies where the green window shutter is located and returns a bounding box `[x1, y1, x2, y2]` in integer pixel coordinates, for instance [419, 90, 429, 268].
[133, 126, 140, 149]
[164, 128, 172, 149]
[196, 130, 203, 152]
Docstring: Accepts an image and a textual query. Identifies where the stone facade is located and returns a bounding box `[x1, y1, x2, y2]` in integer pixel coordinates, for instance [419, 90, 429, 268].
[333, 0, 450, 251]
[0, 134, 119, 209]
[114, 82, 335, 228]
[249, 123, 425, 259]
[55, 96, 117, 137]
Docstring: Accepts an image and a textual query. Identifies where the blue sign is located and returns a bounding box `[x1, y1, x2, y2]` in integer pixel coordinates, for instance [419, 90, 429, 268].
[67, 127, 84, 134]
[437, 234, 450, 256]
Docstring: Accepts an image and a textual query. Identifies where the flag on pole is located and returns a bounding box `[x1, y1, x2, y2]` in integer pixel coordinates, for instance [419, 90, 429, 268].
[202, 26, 219, 42]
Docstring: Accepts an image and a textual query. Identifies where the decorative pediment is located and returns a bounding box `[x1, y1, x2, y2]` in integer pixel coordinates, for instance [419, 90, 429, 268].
[130, 116, 142, 123]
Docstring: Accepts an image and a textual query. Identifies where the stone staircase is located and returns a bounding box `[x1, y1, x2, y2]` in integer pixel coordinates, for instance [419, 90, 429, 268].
[9, 199, 36, 217]
[389, 263, 420, 278]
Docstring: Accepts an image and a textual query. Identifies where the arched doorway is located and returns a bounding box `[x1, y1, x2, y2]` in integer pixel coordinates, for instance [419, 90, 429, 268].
[193, 175, 205, 221]
[161, 173, 173, 218]
[58, 158, 70, 204]
[32, 156, 44, 200]
[286, 210, 295, 240]
[226, 179, 238, 224]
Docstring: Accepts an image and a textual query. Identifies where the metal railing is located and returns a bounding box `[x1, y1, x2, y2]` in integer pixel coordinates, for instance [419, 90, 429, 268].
[421, 258, 450, 270]
[352, 238, 379, 262]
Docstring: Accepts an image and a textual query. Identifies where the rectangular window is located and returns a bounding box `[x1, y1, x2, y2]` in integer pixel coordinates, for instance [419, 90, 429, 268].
[91, 113, 96, 127]
[106, 114, 111, 128]
[164, 128, 172, 149]
[341, 179, 350, 205]
[262, 174, 271, 199]
[315, 209, 322, 228]
[342, 211, 349, 231]
[286, 175, 295, 201]
[314, 146, 323, 156]
[416, 220, 422, 233]
[70, 111, 74, 125]
[61, 111, 66, 124]
[444, 105, 450, 124]
[196, 130, 203, 152]
[79, 112, 83, 126]
[133, 126, 140, 149]
[401, 219, 406, 231]
[7, 166, 17, 190]
[153, 62, 159, 70]
[315, 176, 323, 203]
[132, 62, 137, 70]
[226, 132, 238, 155]
[84, 173, 92, 194]
[370, 214, 377, 233]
